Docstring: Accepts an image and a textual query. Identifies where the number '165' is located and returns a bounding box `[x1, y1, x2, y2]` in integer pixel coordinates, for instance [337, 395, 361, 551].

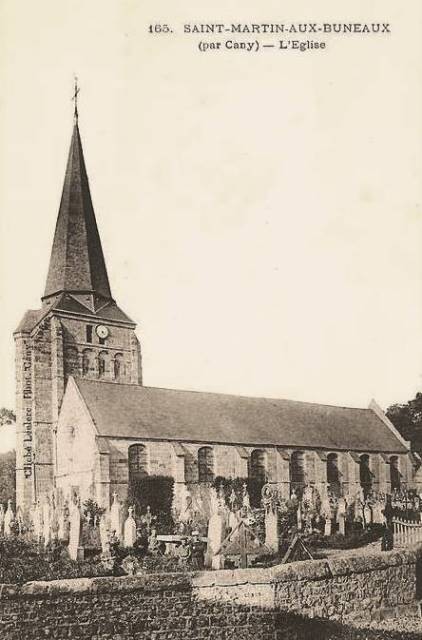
[148, 24, 171, 33]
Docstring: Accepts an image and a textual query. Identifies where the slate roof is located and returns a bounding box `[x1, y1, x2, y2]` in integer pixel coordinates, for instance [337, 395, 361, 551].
[74, 379, 407, 453]
[15, 308, 50, 333]
[43, 123, 112, 301]
[14, 295, 134, 334]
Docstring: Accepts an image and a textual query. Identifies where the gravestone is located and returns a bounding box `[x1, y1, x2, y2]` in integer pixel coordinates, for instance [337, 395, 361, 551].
[296, 501, 302, 531]
[124, 506, 137, 548]
[242, 483, 251, 512]
[321, 496, 332, 536]
[337, 497, 347, 535]
[68, 501, 83, 561]
[4, 500, 14, 536]
[205, 510, 226, 568]
[15, 506, 25, 535]
[58, 500, 69, 541]
[110, 492, 122, 540]
[265, 507, 279, 552]
[228, 508, 239, 533]
[42, 498, 51, 546]
[363, 503, 372, 527]
[99, 513, 111, 554]
[373, 499, 384, 524]
[32, 500, 43, 542]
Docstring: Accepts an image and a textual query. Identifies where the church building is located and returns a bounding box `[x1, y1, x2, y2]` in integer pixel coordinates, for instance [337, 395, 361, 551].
[14, 109, 420, 517]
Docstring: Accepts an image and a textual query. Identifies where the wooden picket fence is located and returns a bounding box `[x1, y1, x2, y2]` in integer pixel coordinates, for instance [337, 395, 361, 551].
[392, 518, 422, 546]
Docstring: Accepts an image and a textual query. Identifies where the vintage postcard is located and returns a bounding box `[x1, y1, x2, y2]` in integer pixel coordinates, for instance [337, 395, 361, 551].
[0, 1, 421, 638]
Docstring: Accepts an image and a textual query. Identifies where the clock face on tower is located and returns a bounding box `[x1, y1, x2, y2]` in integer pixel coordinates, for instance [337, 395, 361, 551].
[95, 324, 109, 340]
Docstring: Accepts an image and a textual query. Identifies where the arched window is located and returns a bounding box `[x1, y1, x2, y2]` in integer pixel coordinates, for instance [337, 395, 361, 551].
[249, 449, 267, 483]
[114, 353, 124, 380]
[327, 453, 341, 497]
[390, 456, 401, 491]
[290, 451, 306, 496]
[198, 447, 214, 483]
[359, 454, 372, 498]
[128, 444, 148, 480]
[98, 351, 108, 378]
[64, 346, 79, 377]
[82, 348, 93, 376]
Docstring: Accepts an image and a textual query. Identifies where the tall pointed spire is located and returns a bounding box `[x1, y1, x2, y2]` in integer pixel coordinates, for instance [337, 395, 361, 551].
[43, 113, 112, 304]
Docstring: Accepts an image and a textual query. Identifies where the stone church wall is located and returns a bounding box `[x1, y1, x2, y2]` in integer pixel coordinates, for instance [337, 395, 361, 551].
[55, 377, 416, 511]
[60, 316, 140, 385]
[15, 316, 57, 515]
[1, 546, 420, 639]
[57, 422, 415, 511]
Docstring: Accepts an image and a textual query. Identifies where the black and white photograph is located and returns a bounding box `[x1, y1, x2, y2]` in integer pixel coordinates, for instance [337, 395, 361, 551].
[0, 1, 421, 638]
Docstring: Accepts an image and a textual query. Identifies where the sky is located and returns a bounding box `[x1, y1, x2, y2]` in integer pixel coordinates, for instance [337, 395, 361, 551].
[0, 1, 421, 452]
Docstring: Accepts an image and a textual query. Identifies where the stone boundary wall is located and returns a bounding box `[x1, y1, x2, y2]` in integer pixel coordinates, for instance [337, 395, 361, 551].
[0, 547, 421, 639]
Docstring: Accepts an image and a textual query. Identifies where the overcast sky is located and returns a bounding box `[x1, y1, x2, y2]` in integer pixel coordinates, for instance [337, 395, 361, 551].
[0, 1, 421, 456]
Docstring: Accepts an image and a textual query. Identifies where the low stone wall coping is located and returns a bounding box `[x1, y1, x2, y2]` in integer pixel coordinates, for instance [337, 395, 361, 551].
[271, 558, 331, 583]
[328, 547, 417, 578]
[1, 573, 193, 600]
[0, 545, 419, 601]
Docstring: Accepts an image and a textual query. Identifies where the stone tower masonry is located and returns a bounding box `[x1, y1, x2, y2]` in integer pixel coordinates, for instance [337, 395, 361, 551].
[14, 114, 142, 515]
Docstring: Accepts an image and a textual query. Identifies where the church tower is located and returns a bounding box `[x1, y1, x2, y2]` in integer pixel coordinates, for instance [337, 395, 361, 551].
[14, 101, 142, 515]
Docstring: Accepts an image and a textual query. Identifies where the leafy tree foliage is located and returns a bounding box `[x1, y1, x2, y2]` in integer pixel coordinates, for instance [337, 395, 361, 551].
[212, 476, 265, 509]
[0, 407, 16, 426]
[128, 475, 175, 533]
[386, 392, 422, 455]
[0, 450, 16, 505]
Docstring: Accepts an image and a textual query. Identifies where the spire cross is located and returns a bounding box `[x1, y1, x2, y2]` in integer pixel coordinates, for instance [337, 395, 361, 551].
[72, 76, 80, 122]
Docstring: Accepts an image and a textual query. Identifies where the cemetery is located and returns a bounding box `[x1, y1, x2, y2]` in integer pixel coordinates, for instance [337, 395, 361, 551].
[1, 477, 422, 585]
[1, 479, 422, 639]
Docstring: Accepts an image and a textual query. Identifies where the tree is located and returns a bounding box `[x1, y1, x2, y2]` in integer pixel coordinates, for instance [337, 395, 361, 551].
[0, 450, 16, 505]
[0, 408, 16, 503]
[386, 392, 422, 455]
[0, 408, 16, 426]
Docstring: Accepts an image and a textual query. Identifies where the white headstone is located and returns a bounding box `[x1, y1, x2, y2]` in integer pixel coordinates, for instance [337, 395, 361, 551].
[228, 509, 239, 532]
[337, 497, 347, 535]
[205, 511, 226, 567]
[4, 500, 14, 537]
[265, 507, 279, 552]
[32, 501, 42, 542]
[209, 487, 219, 516]
[68, 501, 82, 561]
[363, 503, 372, 526]
[242, 484, 251, 512]
[15, 506, 24, 535]
[42, 498, 51, 546]
[123, 506, 137, 548]
[373, 500, 384, 524]
[296, 502, 302, 531]
[324, 518, 331, 536]
[57, 500, 69, 541]
[110, 492, 122, 540]
[321, 496, 332, 536]
[99, 513, 110, 554]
